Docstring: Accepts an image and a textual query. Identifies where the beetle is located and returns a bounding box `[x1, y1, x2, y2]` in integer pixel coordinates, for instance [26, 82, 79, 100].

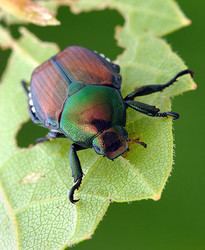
[22, 46, 193, 203]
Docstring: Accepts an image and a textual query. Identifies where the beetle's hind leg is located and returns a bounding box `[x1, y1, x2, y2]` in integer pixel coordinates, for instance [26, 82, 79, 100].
[124, 69, 193, 101]
[21, 80, 30, 94]
[125, 100, 179, 120]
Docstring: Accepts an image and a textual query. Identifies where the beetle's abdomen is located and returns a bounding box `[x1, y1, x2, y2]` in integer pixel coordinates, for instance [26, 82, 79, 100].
[31, 60, 69, 128]
[60, 85, 125, 146]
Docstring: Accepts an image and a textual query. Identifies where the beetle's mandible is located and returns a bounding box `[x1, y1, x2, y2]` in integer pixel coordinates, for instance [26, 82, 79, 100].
[22, 46, 193, 203]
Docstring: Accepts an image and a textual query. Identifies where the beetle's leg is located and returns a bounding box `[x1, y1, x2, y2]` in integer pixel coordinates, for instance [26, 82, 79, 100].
[125, 100, 179, 120]
[124, 69, 193, 100]
[68, 144, 84, 204]
[21, 80, 30, 94]
[111, 63, 120, 73]
[35, 131, 66, 144]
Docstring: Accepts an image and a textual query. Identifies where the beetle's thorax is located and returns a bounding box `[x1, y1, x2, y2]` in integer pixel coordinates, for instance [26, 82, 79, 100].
[59, 85, 126, 147]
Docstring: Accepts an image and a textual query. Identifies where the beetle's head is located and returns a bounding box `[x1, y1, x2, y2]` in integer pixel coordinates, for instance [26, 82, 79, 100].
[92, 126, 128, 160]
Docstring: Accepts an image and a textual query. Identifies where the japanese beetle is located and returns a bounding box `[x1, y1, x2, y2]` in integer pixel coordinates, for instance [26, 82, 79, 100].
[22, 46, 193, 203]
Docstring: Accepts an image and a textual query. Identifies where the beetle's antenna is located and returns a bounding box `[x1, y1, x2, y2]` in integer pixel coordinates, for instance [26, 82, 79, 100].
[127, 138, 147, 148]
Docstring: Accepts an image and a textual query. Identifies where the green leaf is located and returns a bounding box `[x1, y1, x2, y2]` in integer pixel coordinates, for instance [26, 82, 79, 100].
[0, 1, 196, 249]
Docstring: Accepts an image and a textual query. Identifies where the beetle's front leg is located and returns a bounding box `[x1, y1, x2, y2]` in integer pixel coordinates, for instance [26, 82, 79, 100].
[124, 69, 193, 100]
[125, 100, 179, 120]
[68, 144, 84, 204]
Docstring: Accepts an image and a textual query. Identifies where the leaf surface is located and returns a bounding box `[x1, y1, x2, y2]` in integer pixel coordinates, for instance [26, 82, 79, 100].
[0, 1, 196, 249]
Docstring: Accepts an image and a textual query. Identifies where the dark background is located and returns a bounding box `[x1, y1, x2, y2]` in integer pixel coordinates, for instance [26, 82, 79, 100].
[0, 1, 204, 249]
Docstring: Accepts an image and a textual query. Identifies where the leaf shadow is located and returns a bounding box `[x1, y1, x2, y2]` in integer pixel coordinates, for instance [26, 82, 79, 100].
[0, 48, 11, 82]
[16, 120, 48, 148]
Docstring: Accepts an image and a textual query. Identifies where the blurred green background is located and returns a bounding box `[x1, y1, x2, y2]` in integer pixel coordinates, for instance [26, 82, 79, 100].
[0, 1, 204, 249]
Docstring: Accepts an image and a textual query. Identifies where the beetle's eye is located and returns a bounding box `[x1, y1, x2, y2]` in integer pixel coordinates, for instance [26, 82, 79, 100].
[94, 145, 101, 154]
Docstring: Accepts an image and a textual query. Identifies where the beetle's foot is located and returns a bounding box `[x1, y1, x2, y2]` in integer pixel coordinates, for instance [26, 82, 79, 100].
[176, 69, 194, 80]
[128, 138, 147, 148]
[68, 177, 82, 204]
[156, 111, 180, 120]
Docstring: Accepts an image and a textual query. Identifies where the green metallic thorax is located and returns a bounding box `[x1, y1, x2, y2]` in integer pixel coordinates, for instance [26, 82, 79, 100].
[60, 84, 126, 147]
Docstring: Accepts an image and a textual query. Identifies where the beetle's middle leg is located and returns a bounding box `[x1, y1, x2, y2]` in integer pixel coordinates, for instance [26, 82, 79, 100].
[124, 69, 193, 101]
[125, 100, 179, 120]
[35, 131, 66, 144]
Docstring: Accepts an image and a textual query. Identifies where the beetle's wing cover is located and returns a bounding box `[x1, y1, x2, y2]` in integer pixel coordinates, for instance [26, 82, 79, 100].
[31, 60, 68, 128]
[55, 46, 121, 89]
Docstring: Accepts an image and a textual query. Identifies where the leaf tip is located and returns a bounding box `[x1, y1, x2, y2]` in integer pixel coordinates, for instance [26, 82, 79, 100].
[191, 82, 197, 90]
[39, 12, 61, 26]
[182, 17, 192, 27]
[152, 193, 161, 201]
[42, 18, 61, 26]
[30, 11, 61, 26]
